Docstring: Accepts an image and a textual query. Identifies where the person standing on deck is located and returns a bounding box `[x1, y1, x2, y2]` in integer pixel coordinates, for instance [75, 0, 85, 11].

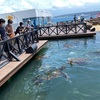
[6, 19, 17, 55]
[5, 19, 15, 39]
[27, 19, 31, 27]
[73, 15, 77, 33]
[26, 19, 33, 32]
[0, 18, 8, 40]
[73, 15, 77, 22]
[0, 19, 12, 60]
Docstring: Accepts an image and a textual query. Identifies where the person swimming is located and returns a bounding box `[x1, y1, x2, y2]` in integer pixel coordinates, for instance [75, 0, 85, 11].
[67, 58, 88, 65]
[67, 58, 73, 65]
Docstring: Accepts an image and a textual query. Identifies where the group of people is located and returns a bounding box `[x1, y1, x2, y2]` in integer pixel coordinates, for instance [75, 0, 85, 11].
[15, 19, 34, 35]
[73, 15, 85, 23]
[0, 19, 33, 41]
[0, 18, 14, 41]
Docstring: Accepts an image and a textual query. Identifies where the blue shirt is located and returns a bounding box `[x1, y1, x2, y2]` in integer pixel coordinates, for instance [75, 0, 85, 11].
[0, 27, 7, 40]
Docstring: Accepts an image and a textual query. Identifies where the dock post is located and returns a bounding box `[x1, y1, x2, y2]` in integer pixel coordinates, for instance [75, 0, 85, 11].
[74, 23, 77, 34]
[35, 30, 39, 42]
[16, 38, 22, 54]
[24, 34, 28, 48]
[56, 22, 59, 35]
[65, 25, 68, 34]
[47, 27, 50, 36]
[84, 23, 87, 33]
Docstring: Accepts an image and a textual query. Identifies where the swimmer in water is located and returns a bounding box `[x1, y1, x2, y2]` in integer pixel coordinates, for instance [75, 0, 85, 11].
[67, 58, 73, 65]
[69, 60, 73, 65]
[67, 58, 88, 65]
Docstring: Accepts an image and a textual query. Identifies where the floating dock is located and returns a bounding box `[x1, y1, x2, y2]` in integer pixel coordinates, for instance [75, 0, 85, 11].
[0, 40, 48, 87]
[39, 32, 96, 40]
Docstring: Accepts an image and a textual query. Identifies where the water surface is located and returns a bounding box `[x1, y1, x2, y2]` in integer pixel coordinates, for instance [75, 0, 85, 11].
[0, 33, 100, 100]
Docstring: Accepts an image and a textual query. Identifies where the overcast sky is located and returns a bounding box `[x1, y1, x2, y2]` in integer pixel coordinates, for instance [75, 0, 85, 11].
[0, 0, 100, 16]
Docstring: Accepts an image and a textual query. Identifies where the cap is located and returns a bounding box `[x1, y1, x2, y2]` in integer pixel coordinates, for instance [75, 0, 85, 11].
[28, 19, 31, 22]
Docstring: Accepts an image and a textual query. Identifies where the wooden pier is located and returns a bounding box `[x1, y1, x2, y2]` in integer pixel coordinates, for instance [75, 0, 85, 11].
[0, 40, 48, 87]
[38, 23, 96, 40]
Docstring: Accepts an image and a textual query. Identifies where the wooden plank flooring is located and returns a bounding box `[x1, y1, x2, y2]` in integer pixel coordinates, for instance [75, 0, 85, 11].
[39, 32, 96, 40]
[0, 40, 48, 87]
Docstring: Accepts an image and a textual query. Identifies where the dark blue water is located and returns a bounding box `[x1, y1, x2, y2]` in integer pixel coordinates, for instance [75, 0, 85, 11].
[0, 33, 100, 100]
[52, 14, 96, 23]
[52, 17, 73, 22]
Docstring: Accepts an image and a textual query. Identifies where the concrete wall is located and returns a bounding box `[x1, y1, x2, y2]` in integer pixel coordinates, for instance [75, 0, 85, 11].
[0, 9, 36, 24]
[36, 9, 52, 17]
[0, 9, 52, 30]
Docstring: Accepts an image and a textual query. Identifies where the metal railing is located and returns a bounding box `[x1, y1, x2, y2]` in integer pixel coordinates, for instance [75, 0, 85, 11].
[38, 22, 87, 36]
[0, 30, 38, 68]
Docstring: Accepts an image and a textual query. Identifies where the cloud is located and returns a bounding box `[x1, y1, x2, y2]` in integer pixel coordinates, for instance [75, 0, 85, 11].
[0, 0, 99, 14]
[52, 0, 100, 7]
[0, 0, 5, 5]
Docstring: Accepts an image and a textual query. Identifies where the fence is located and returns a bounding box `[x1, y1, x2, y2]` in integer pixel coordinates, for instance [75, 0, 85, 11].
[38, 22, 87, 36]
[0, 30, 38, 68]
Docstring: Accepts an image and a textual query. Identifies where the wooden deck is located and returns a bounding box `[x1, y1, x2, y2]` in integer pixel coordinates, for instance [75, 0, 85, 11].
[39, 32, 96, 40]
[0, 40, 48, 87]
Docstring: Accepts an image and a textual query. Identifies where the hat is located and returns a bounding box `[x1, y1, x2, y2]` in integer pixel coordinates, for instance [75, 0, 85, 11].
[27, 19, 31, 22]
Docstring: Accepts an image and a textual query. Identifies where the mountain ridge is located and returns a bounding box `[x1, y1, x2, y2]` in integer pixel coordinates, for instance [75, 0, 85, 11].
[54, 10, 100, 18]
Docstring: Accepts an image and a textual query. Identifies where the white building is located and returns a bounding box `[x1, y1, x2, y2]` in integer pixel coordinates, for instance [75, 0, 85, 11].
[0, 9, 52, 30]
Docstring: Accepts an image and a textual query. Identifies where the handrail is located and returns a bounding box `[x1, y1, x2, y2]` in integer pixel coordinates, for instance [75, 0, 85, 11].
[0, 29, 38, 44]
[38, 22, 87, 36]
[0, 30, 39, 68]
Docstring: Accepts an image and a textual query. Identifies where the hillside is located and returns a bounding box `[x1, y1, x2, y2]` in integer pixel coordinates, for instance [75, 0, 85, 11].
[54, 11, 100, 18]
